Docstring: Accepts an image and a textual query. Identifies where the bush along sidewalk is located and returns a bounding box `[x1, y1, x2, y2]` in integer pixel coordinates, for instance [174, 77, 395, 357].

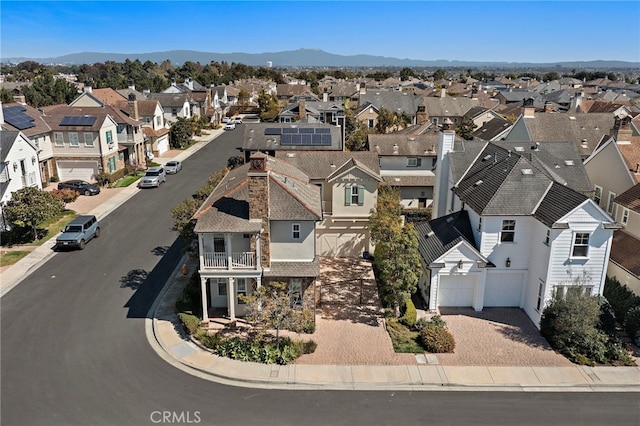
[604, 276, 640, 345]
[175, 271, 316, 365]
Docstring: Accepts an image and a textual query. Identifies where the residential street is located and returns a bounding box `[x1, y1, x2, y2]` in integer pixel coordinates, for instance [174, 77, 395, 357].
[1, 129, 639, 426]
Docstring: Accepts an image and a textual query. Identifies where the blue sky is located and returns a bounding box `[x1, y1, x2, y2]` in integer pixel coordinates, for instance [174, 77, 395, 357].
[1, 1, 639, 63]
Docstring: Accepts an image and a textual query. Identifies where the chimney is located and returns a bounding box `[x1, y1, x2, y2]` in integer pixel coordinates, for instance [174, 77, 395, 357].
[84, 81, 92, 93]
[523, 106, 535, 118]
[440, 87, 446, 98]
[12, 95, 26, 105]
[128, 93, 139, 121]
[544, 102, 553, 113]
[611, 113, 633, 143]
[128, 79, 135, 91]
[323, 90, 328, 102]
[298, 100, 306, 120]
[432, 129, 456, 219]
[359, 82, 366, 95]
[247, 152, 271, 268]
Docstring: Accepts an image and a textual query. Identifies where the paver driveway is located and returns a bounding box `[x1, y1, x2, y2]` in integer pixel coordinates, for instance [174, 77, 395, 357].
[435, 307, 573, 367]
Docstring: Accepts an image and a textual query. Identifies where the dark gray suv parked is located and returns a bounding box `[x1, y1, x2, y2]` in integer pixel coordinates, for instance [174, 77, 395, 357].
[55, 215, 101, 250]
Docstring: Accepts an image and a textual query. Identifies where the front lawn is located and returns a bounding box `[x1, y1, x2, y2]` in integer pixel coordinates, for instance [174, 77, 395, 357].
[113, 172, 144, 188]
[1, 210, 76, 247]
[0, 250, 30, 267]
[386, 318, 424, 353]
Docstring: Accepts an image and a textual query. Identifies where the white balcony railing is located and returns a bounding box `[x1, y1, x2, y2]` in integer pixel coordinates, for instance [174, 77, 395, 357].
[202, 252, 256, 269]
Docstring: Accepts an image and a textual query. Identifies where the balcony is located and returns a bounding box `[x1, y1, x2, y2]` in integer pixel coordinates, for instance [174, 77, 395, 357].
[202, 252, 256, 269]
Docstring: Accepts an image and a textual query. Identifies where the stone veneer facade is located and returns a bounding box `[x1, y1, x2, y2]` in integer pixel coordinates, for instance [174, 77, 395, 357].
[248, 153, 271, 268]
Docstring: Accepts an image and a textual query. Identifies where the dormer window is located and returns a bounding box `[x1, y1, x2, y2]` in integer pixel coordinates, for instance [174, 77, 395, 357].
[407, 158, 421, 167]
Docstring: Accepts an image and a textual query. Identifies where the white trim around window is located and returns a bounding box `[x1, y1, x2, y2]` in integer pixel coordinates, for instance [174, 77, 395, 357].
[500, 219, 516, 243]
[607, 191, 616, 214]
[54, 132, 64, 146]
[83, 132, 94, 146]
[292, 223, 300, 239]
[622, 208, 629, 225]
[593, 185, 602, 206]
[69, 132, 79, 147]
[571, 232, 590, 258]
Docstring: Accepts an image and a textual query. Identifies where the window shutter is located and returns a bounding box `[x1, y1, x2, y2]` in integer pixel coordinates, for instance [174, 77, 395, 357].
[417, 158, 422, 166]
[345, 184, 352, 205]
[357, 185, 365, 206]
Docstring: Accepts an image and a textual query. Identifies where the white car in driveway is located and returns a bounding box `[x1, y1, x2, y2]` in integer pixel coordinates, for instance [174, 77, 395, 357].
[164, 161, 182, 174]
[224, 122, 236, 130]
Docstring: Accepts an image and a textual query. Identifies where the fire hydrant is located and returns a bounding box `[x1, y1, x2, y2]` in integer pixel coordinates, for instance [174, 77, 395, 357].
[181, 263, 189, 275]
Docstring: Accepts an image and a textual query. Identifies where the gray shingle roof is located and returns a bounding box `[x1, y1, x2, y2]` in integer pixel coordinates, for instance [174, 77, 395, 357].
[472, 117, 512, 141]
[359, 91, 420, 116]
[146, 93, 191, 107]
[533, 183, 588, 227]
[422, 96, 479, 118]
[383, 175, 435, 187]
[263, 258, 320, 278]
[276, 151, 381, 180]
[0, 131, 28, 163]
[194, 157, 321, 233]
[414, 210, 478, 266]
[368, 134, 439, 156]
[1, 103, 52, 137]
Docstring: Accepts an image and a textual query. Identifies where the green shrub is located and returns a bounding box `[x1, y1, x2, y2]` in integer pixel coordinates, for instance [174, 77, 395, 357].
[419, 325, 455, 353]
[414, 317, 430, 331]
[603, 276, 640, 323]
[624, 306, 640, 339]
[596, 296, 617, 336]
[178, 312, 200, 335]
[401, 298, 417, 327]
[175, 271, 202, 316]
[210, 335, 303, 365]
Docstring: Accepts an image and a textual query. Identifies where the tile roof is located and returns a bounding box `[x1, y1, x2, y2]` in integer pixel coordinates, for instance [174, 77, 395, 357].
[472, 117, 512, 141]
[115, 99, 161, 117]
[614, 183, 640, 213]
[263, 258, 320, 278]
[532, 183, 588, 228]
[92, 88, 127, 105]
[383, 175, 435, 187]
[414, 210, 478, 266]
[617, 137, 640, 184]
[610, 230, 640, 277]
[40, 105, 111, 132]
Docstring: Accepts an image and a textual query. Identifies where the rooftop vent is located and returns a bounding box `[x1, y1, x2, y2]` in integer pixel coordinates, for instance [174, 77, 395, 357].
[564, 160, 575, 166]
[521, 169, 533, 175]
[569, 116, 576, 120]
[514, 146, 524, 152]
[473, 179, 484, 187]
[483, 154, 493, 161]
[286, 153, 296, 158]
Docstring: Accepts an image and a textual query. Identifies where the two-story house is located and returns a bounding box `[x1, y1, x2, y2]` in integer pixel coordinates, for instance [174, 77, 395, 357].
[193, 153, 322, 321]
[146, 93, 192, 123]
[40, 105, 123, 181]
[418, 129, 618, 328]
[608, 183, 640, 296]
[368, 133, 441, 209]
[0, 131, 43, 219]
[275, 151, 382, 257]
[1, 102, 55, 184]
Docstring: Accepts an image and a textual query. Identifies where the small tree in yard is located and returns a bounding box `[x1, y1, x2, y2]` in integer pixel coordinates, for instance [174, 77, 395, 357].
[240, 280, 307, 349]
[169, 117, 193, 149]
[3, 187, 65, 241]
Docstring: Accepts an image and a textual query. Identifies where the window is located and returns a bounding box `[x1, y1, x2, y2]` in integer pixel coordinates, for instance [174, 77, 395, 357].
[544, 229, 550, 246]
[345, 184, 364, 206]
[108, 156, 116, 173]
[213, 236, 225, 253]
[536, 281, 544, 312]
[156, 116, 162, 127]
[172, 108, 178, 116]
[500, 220, 516, 243]
[54, 132, 64, 146]
[407, 158, 422, 167]
[593, 185, 602, 205]
[292, 223, 300, 239]
[555, 285, 593, 298]
[69, 132, 79, 146]
[572, 233, 590, 257]
[145, 117, 151, 124]
[622, 208, 629, 225]
[290, 278, 303, 307]
[217, 278, 227, 296]
[607, 192, 616, 214]
[478, 217, 482, 232]
[106, 130, 113, 145]
[83, 133, 94, 146]
[236, 279, 247, 304]
[432, 118, 438, 124]
[33, 137, 40, 149]
[368, 119, 375, 128]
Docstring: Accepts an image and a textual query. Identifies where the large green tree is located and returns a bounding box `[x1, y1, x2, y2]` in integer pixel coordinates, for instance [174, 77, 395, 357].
[3, 187, 65, 241]
[455, 115, 478, 140]
[169, 117, 193, 149]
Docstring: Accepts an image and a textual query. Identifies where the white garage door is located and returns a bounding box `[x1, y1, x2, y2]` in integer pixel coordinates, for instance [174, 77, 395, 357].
[57, 161, 99, 182]
[157, 135, 169, 154]
[484, 273, 523, 307]
[438, 275, 475, 307]
[317, 232, 366, 257]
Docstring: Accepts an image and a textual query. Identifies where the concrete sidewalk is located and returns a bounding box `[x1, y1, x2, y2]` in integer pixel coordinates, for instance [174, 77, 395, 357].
[148, 256, 640, 392]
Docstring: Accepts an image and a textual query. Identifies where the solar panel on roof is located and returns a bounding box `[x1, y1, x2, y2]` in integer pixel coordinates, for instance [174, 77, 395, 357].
[290, 135, 301, 145]
[315, 128, 331, 134]
[60, 116, 97, 126]
[312, 134, 322, 145]
[301, 134, 312, 145]
[264, 128, 281, 135]
[282, 127, 297, 134]
[3, 106, 35, 130]
[299, 128, 314, 134]
[281, 134, 293, 145]
[321, 134, 332, 145]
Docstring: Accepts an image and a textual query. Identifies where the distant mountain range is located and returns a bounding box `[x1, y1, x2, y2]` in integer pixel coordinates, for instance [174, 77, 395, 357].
[3, 48, 639, 69]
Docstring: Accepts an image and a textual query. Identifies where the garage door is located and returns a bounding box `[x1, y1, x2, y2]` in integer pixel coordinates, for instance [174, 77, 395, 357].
[57, 161, 99, 182]
[317, 232, 366, 257]
[157, 135, 169, 154]
[438, 275, 475, 307]
[484, 273, 523, 307]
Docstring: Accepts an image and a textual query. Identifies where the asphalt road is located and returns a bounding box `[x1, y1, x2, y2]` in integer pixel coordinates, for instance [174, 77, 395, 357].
[2, 127, 639, 426]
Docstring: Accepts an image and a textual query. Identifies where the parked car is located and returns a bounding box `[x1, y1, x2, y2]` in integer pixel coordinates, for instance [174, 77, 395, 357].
[165, 160, 182, 174]
[138, 166, 166, 188]
[224, 122, 236, 130]
[57, 180, 101, 196]
[221, 117, 231, 123]
[232, 117, 243, 124]
[55, 215, 100, 250]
